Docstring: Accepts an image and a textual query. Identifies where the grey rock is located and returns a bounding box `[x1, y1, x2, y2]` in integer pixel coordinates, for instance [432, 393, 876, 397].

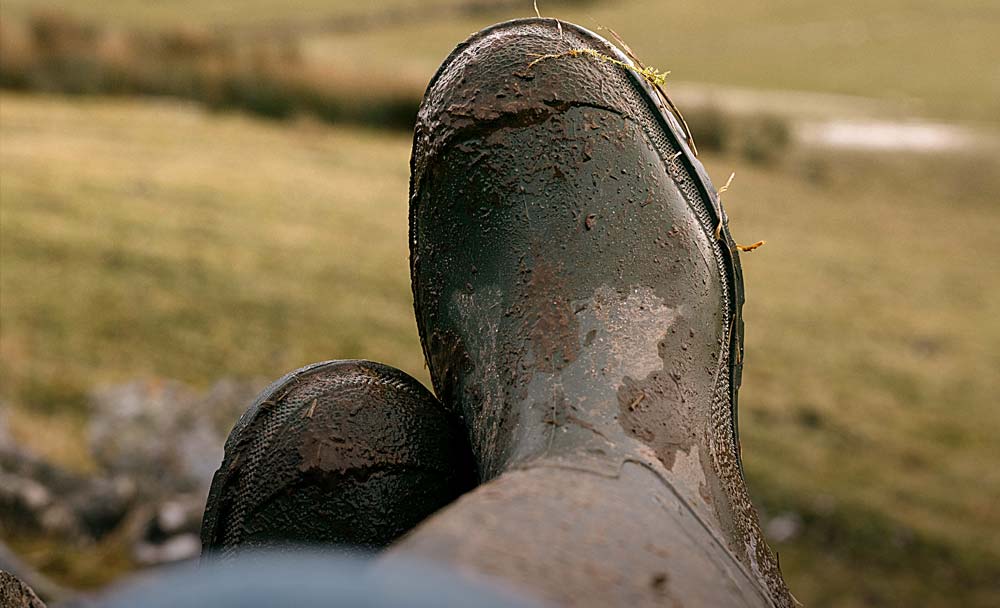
[88, 380, 215, 494]
[0, 445, 134, 540]
[765, 512, 803, 544]
[87, 378, 261, 496]
[133, 533, 201, 566]
[0, 375, 264, 590]
[0, 570, 47, 607]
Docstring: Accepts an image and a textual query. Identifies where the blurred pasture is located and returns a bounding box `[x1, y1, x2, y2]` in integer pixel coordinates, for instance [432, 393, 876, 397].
[1, 1, 998, 606]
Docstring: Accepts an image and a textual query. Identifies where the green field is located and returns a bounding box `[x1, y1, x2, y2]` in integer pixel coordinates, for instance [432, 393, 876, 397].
[2, 92, 999, 606]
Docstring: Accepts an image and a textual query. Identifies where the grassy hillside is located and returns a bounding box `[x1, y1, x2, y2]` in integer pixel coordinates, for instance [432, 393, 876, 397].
[0, 0, 472, 27]
[0, 95, 425, 395]
[2, 92, 999, 606]
[3, 0, 998, 122]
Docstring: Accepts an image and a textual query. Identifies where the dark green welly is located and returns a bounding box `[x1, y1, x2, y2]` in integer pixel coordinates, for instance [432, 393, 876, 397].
[396, 18, 794, 608]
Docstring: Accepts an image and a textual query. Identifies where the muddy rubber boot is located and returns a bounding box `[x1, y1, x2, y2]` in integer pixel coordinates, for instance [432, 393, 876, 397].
[200, 360, 476, 556]
[388, 18, 795, 608]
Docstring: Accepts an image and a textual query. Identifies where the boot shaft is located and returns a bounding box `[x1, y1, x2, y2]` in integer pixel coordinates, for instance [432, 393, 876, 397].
[411, 18, 741, 496]
[409, 19, 790, 605]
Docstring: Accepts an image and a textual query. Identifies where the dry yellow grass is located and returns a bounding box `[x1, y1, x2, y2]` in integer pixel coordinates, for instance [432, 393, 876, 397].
[0, 93, 426, 405]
